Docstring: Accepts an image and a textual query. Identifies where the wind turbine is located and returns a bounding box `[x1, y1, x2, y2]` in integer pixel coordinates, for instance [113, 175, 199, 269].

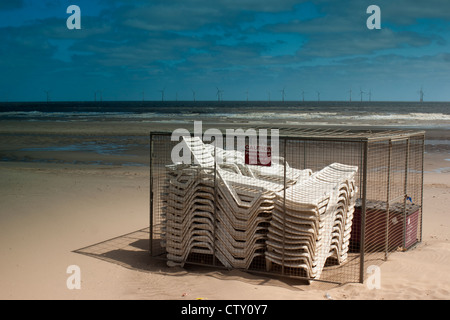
[142, 91, 145, 102]
[216, 87, 224, 102]
[191, 89, 196, 102]
[267, 90, 271, 102]
[418, 87, 424, 102]
[158, 88, 166, 102]
[245, 89, 249, 102]
[348, 88, 352, 102]
[301, 90, 306, 102]
[359, 88, 365, 102]
[368, 90, 372, 102]
[280, 87, 286, 102]
[316, 91, 321, 102]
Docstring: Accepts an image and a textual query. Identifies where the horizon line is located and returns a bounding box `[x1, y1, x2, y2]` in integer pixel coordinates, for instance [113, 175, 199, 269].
[0, 100, 446, 104]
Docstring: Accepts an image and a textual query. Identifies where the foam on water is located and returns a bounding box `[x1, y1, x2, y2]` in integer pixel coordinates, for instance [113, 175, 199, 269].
[1, 101, 450, 129]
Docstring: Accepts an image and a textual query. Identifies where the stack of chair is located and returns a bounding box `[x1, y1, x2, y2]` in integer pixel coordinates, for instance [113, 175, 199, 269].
[247, 157, 311, 186]
[265, 177, 334, 279]
[313, 163, 358, 265]
[265, 163, 358, 279]
[213, 169, 280, 269]
[171, 137, 280, 269]
[161, 136, 357, 278]
[162, 136, 311, 269]
[161, 137, 219, 267]
[161, 164, 216, 267]
[215, 147, 311, 186]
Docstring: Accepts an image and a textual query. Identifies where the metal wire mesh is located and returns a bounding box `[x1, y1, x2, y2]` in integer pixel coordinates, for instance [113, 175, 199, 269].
[149, 128, 425, 284]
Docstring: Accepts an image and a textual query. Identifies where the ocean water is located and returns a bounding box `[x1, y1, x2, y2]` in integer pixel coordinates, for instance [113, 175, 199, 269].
[1, 101, 449, 167]
[1, 101, 450, 128]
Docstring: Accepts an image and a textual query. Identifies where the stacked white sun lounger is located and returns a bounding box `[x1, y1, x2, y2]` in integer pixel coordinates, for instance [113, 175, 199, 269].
[161, 164, 217, 267]
[161, 136, 357, 278]
[215, 147, 311, 186]
[314, 163, 358, 265]
[214, 169, 278, 269]
[265, 163, 358, 279]
[162, 136, 303, 269]
[265, 177, 333, 279]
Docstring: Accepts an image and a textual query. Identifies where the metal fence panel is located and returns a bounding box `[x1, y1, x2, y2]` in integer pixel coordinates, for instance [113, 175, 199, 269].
[149, 129, 424, 284]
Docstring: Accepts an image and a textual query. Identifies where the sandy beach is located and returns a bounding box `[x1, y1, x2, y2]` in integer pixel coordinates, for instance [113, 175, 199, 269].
[0, 119, 449, 300]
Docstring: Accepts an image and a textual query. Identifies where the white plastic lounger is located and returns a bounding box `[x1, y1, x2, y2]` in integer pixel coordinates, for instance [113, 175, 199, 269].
[265, 162, 358, 279]
[248, 163, 312, 186]
[215, 228, 266, 259]
[214, 145, 312, 185]
[164, 136, 359, 273]
[164, 136, 278, 269]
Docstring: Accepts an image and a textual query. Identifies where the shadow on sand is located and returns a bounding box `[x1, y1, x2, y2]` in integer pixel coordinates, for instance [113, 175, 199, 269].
[73, 228, 339, 292]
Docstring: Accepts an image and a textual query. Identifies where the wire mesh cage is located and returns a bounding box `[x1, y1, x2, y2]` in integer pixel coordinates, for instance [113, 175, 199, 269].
[149, 127, 425, 284]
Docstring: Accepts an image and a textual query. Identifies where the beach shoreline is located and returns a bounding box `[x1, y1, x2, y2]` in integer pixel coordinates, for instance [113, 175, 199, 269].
[0, 119, 449, 300]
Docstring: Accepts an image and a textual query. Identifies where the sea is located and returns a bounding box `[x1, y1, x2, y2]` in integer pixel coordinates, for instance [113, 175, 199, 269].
[1, 101, 449, 168]
[0, 100, 450, 128]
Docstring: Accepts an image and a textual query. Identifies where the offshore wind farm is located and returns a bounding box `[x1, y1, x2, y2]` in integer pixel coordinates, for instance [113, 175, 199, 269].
[57, 86, 435, 103]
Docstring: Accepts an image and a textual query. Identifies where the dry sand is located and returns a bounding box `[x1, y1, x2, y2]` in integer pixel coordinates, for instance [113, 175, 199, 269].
[0, 120, 449, 300]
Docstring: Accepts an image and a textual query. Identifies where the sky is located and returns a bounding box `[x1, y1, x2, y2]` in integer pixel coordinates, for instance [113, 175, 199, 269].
[0, 0, 450, 102]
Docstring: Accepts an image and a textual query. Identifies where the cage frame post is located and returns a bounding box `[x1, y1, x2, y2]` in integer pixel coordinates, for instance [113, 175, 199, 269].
[213, 145, 218, 266]
[419, 135, 425, 245]
[402, 138, 411, 249]
[149, 132, 154, 256]
[281, 137, 287, 276]
[385, 139, 392, 260]
[359, 140, 368, 284]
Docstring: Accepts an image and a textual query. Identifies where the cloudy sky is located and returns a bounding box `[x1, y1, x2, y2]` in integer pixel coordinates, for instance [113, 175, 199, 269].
[0, 0, 449, 102]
